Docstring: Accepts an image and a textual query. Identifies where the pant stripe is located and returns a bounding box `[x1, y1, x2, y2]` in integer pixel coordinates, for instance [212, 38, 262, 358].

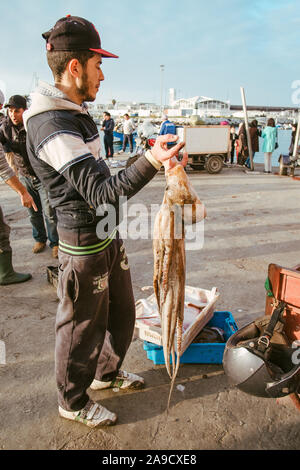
[59, 229, 117, 256]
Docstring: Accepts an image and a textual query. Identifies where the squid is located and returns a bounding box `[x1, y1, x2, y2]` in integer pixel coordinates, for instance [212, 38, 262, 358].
[153, 161, 206, 410]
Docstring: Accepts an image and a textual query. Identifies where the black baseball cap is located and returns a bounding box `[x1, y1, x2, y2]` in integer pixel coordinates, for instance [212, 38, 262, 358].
[42, 15, 118, 58]
[4, 95, 27, 109]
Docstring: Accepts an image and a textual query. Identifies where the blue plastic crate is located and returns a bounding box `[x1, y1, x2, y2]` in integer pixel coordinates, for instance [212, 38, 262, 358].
[143, 311, 238, 365]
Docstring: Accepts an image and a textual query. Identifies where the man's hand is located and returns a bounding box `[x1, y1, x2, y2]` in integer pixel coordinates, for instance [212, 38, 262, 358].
[151, 134, 185, 165]
[20, 190, 38, 211]
[163, 151, 188, 172]
[5, 175, 38, 211]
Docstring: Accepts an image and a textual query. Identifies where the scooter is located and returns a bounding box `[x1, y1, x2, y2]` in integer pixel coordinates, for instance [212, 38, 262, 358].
[278, 152, 300, 176]
[279, 116, 300, 176]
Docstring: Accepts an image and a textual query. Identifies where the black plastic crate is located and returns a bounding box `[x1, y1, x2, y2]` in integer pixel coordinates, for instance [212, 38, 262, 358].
[46, 266, 58, 289]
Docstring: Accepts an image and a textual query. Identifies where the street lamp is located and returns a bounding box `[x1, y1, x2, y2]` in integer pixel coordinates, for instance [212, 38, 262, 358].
[160, 64, 165, 114]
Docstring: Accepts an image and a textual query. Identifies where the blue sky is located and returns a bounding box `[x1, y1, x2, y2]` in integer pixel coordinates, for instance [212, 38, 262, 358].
[1, 0, 300, 107]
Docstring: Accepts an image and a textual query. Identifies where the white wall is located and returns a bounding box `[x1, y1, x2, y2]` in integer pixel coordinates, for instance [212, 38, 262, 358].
[166, 109, 184, 117]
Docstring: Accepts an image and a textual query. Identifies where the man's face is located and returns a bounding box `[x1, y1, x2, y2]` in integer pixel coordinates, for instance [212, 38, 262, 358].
[77, 54, 104, 102]
[103, 114, 109, 121]
[8, 107, 24, 126]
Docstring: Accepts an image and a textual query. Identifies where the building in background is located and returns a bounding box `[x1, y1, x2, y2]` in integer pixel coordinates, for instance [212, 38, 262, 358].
[166, 92, 230, 118]
[87, 87, 298, 123]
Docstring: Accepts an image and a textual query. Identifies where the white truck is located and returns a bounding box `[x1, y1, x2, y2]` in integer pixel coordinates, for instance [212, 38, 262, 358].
[176, 125, 231, 174]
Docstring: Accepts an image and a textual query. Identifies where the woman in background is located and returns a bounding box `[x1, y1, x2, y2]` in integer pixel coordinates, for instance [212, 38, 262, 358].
[245, 120, 261, 169]
[262, 118, 278, 173]
[229, 125, 238, 164]
[237, 123, 248, 166]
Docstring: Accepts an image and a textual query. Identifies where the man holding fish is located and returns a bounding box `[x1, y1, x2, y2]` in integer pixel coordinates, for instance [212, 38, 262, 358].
[24, 15, 204, 428]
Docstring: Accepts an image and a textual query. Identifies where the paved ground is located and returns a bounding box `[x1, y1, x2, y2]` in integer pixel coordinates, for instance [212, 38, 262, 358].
[0, 159, 299, 450]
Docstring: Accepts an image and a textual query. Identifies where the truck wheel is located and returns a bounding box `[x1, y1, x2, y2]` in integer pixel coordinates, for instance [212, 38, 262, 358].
[205, 155, 223, 174]
[279, 157, 288, 176]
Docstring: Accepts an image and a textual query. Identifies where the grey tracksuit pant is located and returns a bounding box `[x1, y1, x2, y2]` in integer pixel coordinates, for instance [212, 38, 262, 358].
[56, 228, 135, 411]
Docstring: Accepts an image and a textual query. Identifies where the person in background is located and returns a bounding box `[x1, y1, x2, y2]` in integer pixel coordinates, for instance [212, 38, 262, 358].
[0, 141, 37, 284]
[237, 123, 248, 166]
[289, 123, 298, 157]
[0, 95, 59, 258]
[0, 90, 37, 284]
[235, 123, 242, 162]
[0, 90, 5, 125]
[159, 114, 176, 136]
[120, 113, 135, 154]
[245, 120, 261, 169]
[229, 125, 238, 164]
[101, 111, 114, 159]
[159, 115, 177, 149]
[0, 92, 14, 168]
[262, 118, 278, 173]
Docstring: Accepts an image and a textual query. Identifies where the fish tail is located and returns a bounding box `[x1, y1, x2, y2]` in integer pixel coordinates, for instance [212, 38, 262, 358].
[167, 345, 177, 412]
[167, 320, 183, 412]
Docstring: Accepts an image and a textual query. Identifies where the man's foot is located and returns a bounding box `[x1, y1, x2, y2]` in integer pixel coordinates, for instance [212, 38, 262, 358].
[32, 242, 46, 254]
[59, 399, 117, 427]
[52, 246, 58, 259]
[118, 150, 125, 154]
[90, 370, 145, 391]
[0, 271, 32, 285]
[0, 252, 32, 285]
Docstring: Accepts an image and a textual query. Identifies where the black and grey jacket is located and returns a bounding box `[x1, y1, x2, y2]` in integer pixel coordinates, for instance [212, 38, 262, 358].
[0, 142, 14, 182]
[24, 81, 160, 234]
[0, 117, 36, 178]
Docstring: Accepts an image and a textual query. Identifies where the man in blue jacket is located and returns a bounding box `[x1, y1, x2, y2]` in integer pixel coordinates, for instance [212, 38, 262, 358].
[24, 15, 186, 428]
[159, 114, 176, 136]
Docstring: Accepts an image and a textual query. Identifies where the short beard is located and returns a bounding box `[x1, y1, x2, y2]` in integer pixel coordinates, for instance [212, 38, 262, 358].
[77, 70, 94, 102]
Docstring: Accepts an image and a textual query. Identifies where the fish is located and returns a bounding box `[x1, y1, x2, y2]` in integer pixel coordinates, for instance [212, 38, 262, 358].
[153, 159, 206, 410]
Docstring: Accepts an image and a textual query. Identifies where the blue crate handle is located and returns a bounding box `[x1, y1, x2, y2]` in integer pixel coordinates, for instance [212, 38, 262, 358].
[228, 320, 238, 333]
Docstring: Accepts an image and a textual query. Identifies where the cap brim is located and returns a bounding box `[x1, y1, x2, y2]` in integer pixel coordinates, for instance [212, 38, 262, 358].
[4, 104, 22, 108]
[89, 47, 118, 58]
